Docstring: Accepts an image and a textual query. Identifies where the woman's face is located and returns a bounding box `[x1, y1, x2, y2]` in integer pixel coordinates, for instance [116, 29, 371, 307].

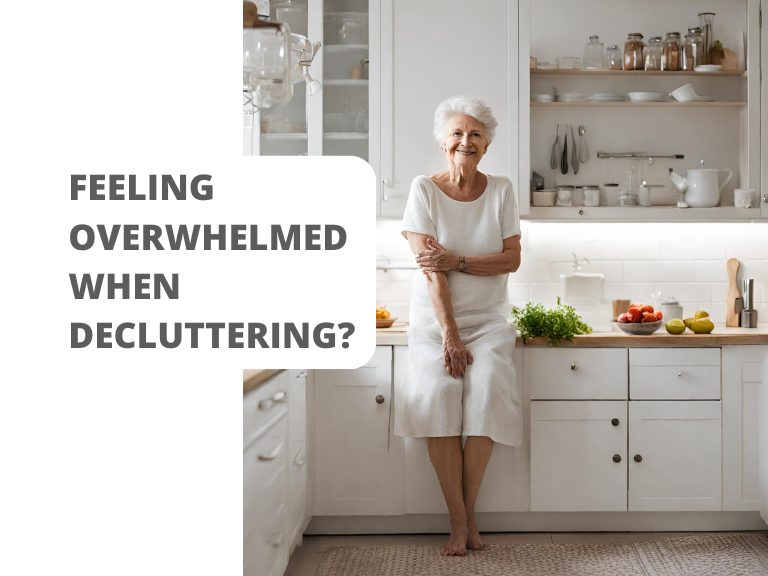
[441, 114, 489, 169]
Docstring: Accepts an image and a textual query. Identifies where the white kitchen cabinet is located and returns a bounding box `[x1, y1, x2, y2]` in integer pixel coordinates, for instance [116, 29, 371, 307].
[723, 346, 768, 511]
[378, 0, 519, 217]
[629, 401, 722, 511]
[314, 346, 404, 515]
[526, 347, 628, 400]
[629, 348, 721, 400]
[286, 370, 309, 550]
[397, 347, 529, 514]
[530, 400, 628, 511]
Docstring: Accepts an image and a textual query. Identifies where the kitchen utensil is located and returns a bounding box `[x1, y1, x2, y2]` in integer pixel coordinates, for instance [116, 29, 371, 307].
[617, 320, 662, 335]
[570, 125, 579, 175]
[660, 297, 684, 320]
[550, 124, 560, 170]
[741, 278, 758, 328]
[578, 125, 589, 162]
[734, 188, 755, 208]
[726, 258, 741, 327]
[669, 167, 732, 207]
[670, 83, 699, 102]
[561, 125, 569, 174]
[532, 189, 556, 207]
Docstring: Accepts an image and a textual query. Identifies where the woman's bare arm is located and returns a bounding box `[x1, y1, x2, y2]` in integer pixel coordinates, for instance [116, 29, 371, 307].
[406, 232, 472, 377]
[416, 235, 522, 276]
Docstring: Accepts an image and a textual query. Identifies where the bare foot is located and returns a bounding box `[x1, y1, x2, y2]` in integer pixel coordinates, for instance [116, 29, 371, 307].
[466, 517, 485, 551]
[439, 526, 468, 556]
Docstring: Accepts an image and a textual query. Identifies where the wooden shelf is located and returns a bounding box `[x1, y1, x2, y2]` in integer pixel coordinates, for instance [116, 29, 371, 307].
[324, 79, 369, 87]
[324, 44, 368, 53]
[531, 68, 746, 77]
[262, 133, 307, 141]
[531, 101, 746, 108]
[324, 132, 368, 140]
[523, 206, 762, 222]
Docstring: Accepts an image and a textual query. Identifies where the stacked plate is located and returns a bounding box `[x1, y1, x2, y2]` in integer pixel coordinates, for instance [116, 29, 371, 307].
[531, 93, 555, 103]
[557, 92, 587, 102]
[628, 91, 667, 102]
[587, 92, 625, 102]
[694, 64, 722, 72]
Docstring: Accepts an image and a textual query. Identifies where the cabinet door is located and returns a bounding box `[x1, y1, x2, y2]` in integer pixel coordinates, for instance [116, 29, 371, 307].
[287, 370, 308, 545]
[530, 401, 627, 511]
[379, 0, 519, 217]
[629, 401, 721, 511]
[314, 346, 404, 515]
[723, 346, 767, 511]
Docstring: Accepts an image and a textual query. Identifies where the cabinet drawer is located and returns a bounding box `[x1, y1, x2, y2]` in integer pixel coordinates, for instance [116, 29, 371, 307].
[630, 348, 720, 400]
[526, 348, 628, 399]
[244, 372, 288, 448]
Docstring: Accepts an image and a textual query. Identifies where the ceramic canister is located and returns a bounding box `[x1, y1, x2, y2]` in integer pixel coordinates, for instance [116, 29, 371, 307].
[660, 297, 684, 320]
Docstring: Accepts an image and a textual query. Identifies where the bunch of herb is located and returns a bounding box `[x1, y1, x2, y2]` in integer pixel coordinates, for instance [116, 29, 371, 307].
[510, 298, 592, 346]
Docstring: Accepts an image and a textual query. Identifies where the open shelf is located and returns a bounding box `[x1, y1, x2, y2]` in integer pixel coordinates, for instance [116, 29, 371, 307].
[324, 132, 369, 140]
[324, 44, 368, 53]
[262, 133, 308, 141]
[324, 79, 369, 87]
[531, 68, 746, 77]
[531, 101, 746, 108]
[524, 206, 761, 222]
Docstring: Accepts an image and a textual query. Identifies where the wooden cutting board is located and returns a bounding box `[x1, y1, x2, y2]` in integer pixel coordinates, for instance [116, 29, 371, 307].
[726, 258, 741, 327]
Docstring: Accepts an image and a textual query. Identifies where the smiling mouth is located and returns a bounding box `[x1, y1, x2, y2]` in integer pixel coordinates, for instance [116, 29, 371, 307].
[457, 149, 475, 155]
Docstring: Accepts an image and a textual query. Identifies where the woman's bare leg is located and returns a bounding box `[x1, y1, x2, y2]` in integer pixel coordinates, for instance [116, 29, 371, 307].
[462, 436, 494, 550]
[427, 436, 467, 556]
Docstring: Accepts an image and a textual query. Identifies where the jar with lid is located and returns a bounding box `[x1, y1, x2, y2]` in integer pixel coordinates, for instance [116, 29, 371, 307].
[683, 27, 703, 70]
[623, 33, 645, 70]
[644, 37, 663, 70]
[606, 45, 622, 70]
[661, 32, 682, 71]
[583, 34, 605, 69]
[660, 297, 684, 320]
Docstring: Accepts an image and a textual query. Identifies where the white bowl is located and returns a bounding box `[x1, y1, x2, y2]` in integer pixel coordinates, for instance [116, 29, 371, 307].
[695, 64, 722, 72]
[531, 93, 555, 103]
[617, 320, 662, 335]
[532, 189, 556, 207]
[628, 91, 665, 102]
[670, 83, 699, 102]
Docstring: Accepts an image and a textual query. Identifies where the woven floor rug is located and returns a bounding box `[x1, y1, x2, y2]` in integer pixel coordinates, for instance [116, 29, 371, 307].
[315, 533, 768, 576]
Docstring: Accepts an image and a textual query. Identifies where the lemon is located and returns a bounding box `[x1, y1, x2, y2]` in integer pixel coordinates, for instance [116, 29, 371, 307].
[694, 310, 710, 320]
[691, 317, 715, 334]
[683, 317, 695, 329]
[665, 319, 686, 334]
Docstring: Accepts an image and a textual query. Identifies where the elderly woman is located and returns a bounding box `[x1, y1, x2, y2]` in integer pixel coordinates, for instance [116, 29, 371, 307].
[395, 96, 522, 556]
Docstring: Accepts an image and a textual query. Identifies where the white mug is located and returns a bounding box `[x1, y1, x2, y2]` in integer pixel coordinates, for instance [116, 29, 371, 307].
[556, 186, 573, 206]
[734, 188, 755, 208]
[583, 187, 600, 207]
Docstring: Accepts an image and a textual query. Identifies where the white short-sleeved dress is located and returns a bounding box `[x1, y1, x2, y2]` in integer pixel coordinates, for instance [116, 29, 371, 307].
[395, 174, 522, 447]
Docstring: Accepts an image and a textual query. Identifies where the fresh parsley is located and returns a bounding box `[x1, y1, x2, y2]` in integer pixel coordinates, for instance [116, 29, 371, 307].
[510, 298, 592, 346]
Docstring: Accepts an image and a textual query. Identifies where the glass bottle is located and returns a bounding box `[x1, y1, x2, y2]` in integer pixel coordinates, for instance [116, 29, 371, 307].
[661, 32, 681, 71]
[644, 37, 663, 71]
[606, 45, 622, 70]
[582, 35, 605, 70]
[698, 12, 715, 64]
[623, 33, 645, 70]
[243, 19, 294, 109]
[684, 26, 704, 70]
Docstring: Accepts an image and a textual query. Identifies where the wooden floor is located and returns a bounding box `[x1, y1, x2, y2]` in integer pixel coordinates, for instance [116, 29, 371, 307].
[285, 531, 768, 575]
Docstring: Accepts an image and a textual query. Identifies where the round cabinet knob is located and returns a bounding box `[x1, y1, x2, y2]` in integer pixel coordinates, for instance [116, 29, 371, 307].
[570, 362, 578, 371]
[763, 193, 768, 204]
[578, 209, 584, 216]
[634, 454, 643, 463]
[611, 418, 620, 426]
[677, 370, 683, 377]
[612, 454, 622, 463]
[375, 394, 385, 404]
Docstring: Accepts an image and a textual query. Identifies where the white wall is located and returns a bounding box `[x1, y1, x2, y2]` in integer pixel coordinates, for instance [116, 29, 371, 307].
[377, 220, 768, 326]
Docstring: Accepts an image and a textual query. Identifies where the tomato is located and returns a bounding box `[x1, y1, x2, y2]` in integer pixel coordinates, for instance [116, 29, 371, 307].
[617, 313, 630, 323]
[639, 304, 654, 314]
[642, 311, 658, 323]
[655, 310, 663, 321]
[627, 308, 642, 323]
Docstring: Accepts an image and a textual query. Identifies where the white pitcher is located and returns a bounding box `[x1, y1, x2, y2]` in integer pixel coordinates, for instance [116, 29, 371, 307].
[669, 168, 733, 208]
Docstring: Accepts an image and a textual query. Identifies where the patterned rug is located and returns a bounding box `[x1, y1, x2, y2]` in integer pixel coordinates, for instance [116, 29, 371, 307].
[315, 533, 768, 576]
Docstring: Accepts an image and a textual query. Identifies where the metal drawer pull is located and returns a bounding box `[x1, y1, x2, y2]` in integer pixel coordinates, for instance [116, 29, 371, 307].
[272, 390, 287, 403]
[570, 362, 578, 371]
[296, 371, 307, 378]
[677, 370, 683, 377]
[612, 454, 622, 463]
[375, 394, 385, 404]
[294, 454, 306, 466]
[611, 418, 620, 426]
[258, 398, 274, 411]
[258, 442, 284, 462]
[634, 454, 643, 463]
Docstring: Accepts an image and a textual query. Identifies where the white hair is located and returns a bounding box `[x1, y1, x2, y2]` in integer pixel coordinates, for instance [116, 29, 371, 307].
[433, 95, 497, 145]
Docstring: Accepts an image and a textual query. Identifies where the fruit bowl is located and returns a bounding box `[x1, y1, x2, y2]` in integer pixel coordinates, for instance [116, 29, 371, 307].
[376, 317, 398, 329]
[616, 320, 662, 335]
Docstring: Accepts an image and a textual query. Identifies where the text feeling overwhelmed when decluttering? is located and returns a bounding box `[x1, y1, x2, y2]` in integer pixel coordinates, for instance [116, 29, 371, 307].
[69, 174, 356, 350]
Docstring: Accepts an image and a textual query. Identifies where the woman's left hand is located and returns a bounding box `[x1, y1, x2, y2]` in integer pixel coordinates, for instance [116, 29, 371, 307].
[416, 237, 459, 273]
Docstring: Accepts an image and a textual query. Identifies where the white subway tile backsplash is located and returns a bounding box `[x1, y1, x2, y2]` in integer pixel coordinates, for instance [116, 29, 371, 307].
[550, 260, 623, 282]
[741, 261, 768, 282]
[653, 282, 712, 303]
[603, 282, 654, 302]
[507, 281, 530, 301]
[528, 282, 562, 305]
[661, 236, 727, 260]
[623, 261, 695, 282]
[695, 261, 728, 282]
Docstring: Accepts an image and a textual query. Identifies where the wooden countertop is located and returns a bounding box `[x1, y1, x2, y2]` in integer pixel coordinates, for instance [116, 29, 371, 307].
[243, 369, 284, 394]
[377, 324, 768, 347]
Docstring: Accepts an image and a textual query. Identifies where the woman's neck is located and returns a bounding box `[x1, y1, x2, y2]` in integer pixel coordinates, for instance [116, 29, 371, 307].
[447, 164, 479, 191]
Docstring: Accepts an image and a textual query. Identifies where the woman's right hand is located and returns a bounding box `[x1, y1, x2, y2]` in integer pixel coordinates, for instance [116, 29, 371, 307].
[442, 330, 473, 378]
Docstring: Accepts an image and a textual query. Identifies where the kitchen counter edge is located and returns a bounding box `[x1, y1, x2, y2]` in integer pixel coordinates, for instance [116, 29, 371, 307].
[243, 369, 285, 394]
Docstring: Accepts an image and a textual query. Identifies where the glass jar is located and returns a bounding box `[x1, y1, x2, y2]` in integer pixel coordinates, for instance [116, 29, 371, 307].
[606, 45, 622, 70]
[683, 27, 704, 70]
[644, 36, 663, 71]
[623, 33, 645, 70]
[661, 32, 682, 71]
[274, 0, 308, 37]
[243, 19, 294, 109]
[583, 35, 605, 70]
[698, 12, 715, 64]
